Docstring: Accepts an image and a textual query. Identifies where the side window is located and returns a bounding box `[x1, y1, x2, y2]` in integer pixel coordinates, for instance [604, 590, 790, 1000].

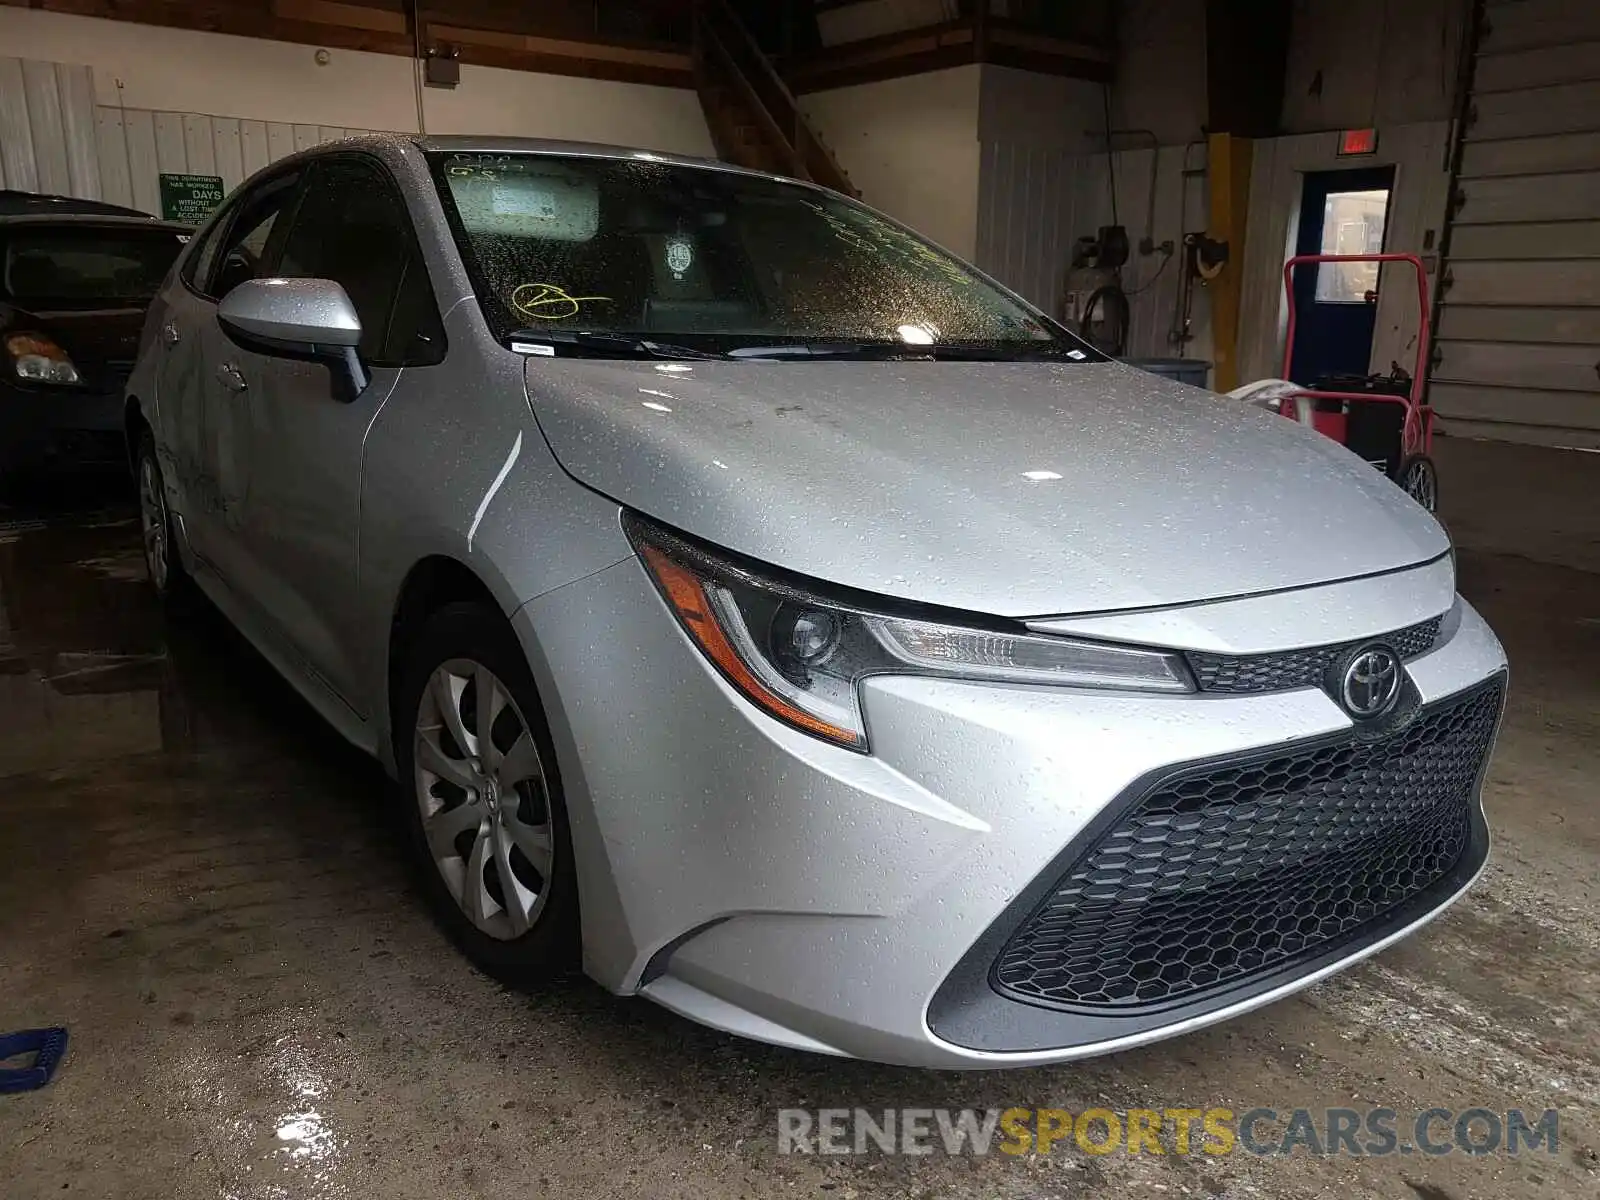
[206, 170, 302, 300]
[275, 158, 444, 366]
[179, 209, 228, 293]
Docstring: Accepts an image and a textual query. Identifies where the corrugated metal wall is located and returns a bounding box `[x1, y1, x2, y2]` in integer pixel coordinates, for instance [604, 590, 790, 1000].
[975, 141, 1212, 363]
[94, 109, 377, 217]
[1, 54, 376, 219]
[1428, 0, 1600, 448]
[0, 58, 102, 198]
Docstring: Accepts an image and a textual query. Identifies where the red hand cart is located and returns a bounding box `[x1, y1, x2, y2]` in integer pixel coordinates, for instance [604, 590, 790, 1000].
[1276, 252, 1438, 512]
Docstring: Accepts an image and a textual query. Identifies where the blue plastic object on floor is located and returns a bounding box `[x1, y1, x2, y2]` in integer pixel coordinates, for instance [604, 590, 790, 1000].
[0, 1028, 69, 1093]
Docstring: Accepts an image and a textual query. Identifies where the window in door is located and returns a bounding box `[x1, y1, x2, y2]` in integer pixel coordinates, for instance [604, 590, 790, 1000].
[1313, 188, 1390, 303]
[275, 158, 444, 366]
[206, 170, 302, 300]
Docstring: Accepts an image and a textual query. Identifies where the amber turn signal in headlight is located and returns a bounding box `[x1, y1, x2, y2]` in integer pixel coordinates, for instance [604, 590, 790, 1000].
[5, 333, 81, 385]
[629, 515, 1194, 753]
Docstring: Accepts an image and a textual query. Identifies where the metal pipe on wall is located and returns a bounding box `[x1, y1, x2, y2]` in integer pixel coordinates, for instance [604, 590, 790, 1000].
[410, 0, 427, 134]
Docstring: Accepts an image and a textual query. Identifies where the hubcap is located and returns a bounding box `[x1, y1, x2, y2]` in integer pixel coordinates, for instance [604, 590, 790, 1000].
[139, 455, 169, 591]
[1404, 460, 1437, 512]
[414, 659, 553, 941]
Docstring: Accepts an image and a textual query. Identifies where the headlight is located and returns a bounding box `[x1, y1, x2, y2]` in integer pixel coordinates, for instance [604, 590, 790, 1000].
[5, 333, 81, 385]
[627, 515, 1194, 752]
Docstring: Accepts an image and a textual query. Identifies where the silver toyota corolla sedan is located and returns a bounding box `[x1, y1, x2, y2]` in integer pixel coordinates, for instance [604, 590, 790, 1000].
[125, 135, 1507, 1068]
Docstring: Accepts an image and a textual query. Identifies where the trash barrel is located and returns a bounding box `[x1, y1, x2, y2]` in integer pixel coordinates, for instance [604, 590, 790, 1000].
[1121, 358, 1212, 389]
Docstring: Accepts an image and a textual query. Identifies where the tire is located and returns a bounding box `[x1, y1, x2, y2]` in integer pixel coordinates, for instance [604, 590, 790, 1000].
[1397, 454, 1439, 514]
[394, 601, 579, 985]
[135, 430, 191, 601]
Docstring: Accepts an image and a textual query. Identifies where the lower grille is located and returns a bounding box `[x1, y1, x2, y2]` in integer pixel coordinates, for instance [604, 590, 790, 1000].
[993, 678, 1502, 1011]
[1187, 615, 1443, 694]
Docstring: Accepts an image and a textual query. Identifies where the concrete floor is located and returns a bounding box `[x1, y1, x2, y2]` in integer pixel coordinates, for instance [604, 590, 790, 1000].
[0, 437, 1596, 1200]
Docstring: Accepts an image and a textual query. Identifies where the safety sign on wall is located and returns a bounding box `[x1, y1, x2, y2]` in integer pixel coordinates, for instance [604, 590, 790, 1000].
[158, 173, 226, 224]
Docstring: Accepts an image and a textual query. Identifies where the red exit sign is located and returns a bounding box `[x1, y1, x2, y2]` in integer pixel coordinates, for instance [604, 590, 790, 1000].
[1338, 127, 1379, 156]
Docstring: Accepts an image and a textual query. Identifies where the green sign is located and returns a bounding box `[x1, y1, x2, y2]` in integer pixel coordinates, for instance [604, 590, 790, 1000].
[159, 172, 225, 224]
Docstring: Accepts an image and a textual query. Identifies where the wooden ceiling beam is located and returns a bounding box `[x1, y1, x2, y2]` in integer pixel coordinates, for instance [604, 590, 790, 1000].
[784, 14, 1113, 93]
[0, 0, 694, 87]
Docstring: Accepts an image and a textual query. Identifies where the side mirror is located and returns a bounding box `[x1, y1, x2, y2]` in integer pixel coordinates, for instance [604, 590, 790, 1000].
[217, 278, 370, 402]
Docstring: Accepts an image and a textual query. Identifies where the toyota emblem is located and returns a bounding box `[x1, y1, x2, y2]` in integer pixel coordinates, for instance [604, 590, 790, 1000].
[1341, 645, 1401, 719]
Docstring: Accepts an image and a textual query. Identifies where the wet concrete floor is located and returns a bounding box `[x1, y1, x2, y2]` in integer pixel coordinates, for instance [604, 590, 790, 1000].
[1, 440, 1597, 1199]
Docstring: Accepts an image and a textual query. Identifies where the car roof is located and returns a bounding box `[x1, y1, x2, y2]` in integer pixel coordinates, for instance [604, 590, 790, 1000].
[414, 133, 733, 171]
[0, 213, 193, 235]
[0, 189, 153, 218]
[275, 132, 797, 187]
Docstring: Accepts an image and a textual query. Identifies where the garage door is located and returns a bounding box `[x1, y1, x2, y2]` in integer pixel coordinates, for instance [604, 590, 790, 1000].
[1430, 0, 1600, 448]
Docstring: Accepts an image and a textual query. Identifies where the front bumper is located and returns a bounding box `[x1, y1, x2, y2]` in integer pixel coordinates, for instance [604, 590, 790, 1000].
[514, 556, 1508, 1069]
[0, 382, 126, 475]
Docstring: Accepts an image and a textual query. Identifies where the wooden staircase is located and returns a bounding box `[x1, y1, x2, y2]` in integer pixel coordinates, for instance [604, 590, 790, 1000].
[691, 0, 858, 196]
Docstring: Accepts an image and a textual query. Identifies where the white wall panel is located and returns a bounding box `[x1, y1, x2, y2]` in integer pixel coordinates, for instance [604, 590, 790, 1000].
[1110, 0, 1207, 147]
[1441, 260, 1600, 308]
[0, 58, 41, 192]
[21, 58, 71, 196]
[1467, 80, 1600, 141]
[239, 120, 272, 179]
[152, 112, 186, 175]
[1437, 306, 1600, 346]
[971, 60, 1210, 366]
[181, 113, 217, 177]
[975, 139, 1211, 364]
[0, 54, 379, 220]
[1481, 0, 1600, 52]
[122, 109, 161, 217]
[0, 7, 713, 157]
[1280, 0, 1466, 133]
[1429, 0, 1600, 445]
[266, 123, 298, 165]
[94, 107, 134, 210]
[1474, 41, 1600, 94]
[211, 119, 245, 193]
[0, 57, 101, 198]
[58, 62, 101, 199]
[1453, 172, 1600, 225]
[801, 66, 983, 260]
[1448, 221, 1600, 261]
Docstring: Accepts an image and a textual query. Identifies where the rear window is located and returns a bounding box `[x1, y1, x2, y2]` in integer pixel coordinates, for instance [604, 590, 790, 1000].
[3, 226, 187, 304]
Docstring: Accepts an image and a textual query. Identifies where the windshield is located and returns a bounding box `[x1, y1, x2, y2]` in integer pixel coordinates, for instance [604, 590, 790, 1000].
[430, 152, 1100, 360]
[3, 225, 185, 305]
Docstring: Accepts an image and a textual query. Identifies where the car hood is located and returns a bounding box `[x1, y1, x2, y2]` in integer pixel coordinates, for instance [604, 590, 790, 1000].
[523, 358, 1449, 617]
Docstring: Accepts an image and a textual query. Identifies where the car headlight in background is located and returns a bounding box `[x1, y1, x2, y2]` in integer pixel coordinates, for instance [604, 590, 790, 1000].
[628, 514, 1194, 751]
[5, 333, 81, 385]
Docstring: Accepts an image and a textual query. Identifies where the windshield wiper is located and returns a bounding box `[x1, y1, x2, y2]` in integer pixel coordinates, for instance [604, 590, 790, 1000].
[725, 342, 1090, 362]
[508, 329, 727, 360]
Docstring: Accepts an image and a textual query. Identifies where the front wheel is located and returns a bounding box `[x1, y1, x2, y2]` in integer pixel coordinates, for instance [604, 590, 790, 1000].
[395, 602, 579, 984]
[1397, 454, 1439, 513]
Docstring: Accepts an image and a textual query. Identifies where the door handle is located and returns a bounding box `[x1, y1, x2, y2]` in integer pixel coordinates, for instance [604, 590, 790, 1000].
[162, 323, 181, 347]
[216, 362, 248, 393]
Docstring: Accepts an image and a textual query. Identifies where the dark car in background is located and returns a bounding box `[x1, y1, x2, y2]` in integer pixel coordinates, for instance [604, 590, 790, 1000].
[1, 197, 189, 491]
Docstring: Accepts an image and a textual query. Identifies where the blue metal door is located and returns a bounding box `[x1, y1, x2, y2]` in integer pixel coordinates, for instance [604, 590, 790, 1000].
[1288, 165, 1395, 386]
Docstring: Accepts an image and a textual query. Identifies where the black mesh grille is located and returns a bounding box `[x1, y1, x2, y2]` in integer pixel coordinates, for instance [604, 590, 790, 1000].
[993, 679, 1501, 1011]
[1187, 615, 1442, 694]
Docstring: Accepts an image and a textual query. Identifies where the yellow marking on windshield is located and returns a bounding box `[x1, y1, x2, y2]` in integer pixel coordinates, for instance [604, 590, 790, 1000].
[510, 282, 613, 321]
